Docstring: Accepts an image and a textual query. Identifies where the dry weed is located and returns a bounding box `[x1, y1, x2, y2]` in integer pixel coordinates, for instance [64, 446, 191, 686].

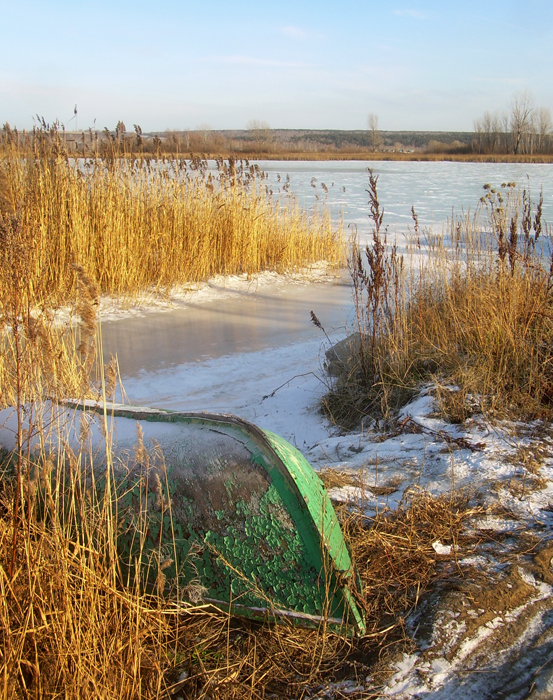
[323, 170, 553, 428]
[0, 428, 483, 700]
[0, 126, 343, 308]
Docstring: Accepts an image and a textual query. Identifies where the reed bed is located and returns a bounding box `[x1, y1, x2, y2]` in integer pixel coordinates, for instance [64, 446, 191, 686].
[0, 225, 101, 409]
[322, 170, 553, 428]
[1, 144, 537, 697]
[0, 130, 343, 308]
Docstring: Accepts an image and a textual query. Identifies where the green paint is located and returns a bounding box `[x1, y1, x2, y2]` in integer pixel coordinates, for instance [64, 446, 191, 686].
[65, 404, 366, 635]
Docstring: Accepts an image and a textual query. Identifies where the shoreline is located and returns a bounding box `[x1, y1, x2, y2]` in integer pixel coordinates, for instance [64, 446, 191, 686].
[129, 151, 553, 164]
[64, 263, 347, 326]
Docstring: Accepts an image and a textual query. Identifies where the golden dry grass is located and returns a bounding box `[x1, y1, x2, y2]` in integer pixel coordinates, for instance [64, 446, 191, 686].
[323, 172, 553, 428]
[0, 230, 101, 409]
[0, 440, 480, 700]
[0, 132, 343, 308]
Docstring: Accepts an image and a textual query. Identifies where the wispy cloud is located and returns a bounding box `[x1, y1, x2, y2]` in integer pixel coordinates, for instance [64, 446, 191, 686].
[470, 76, 523, 85]
[394, 9, 425, 19]
[205, 55, 313, 68]
[279, 25, 325, 40]
[280, 25, 306, 39]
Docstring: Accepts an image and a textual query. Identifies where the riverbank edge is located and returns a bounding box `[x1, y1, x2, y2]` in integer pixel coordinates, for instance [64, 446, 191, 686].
[130, 151, 553, 164]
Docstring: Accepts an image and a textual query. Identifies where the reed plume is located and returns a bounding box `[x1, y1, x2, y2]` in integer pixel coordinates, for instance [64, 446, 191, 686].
[0, 127, 344, 308]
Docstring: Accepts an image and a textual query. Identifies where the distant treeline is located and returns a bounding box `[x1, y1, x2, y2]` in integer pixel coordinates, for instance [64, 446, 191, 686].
[0, 121, 474, 157]
[473, 92, 552, 155]
[1, 107, 551, 158]
[219, 129, 473, 154]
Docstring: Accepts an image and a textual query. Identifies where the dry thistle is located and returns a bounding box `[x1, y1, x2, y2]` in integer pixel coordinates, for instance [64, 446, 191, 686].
[310, 309, 331, 343]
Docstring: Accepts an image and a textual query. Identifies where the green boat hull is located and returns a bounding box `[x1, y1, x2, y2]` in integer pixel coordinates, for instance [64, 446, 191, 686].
[3, 402, 365, 635]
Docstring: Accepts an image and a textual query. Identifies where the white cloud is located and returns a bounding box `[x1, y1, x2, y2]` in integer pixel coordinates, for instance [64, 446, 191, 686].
[205, 55, 313, 69]
[280, 25, 307, 39]
[394, 9, 425, 19]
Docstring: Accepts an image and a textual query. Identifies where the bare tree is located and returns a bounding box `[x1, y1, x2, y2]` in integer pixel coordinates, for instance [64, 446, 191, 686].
[247, 119, 272, 147]
[536, 106, 552, 153]
[367, 113, 381, 152]
[474, 110, 504, 153]
[183, 129, 191, 151]
[473, 93, 553, 154]
[510, 91, 535, 154]
[500, 112, 510, 153]
[196, 123, 212, 151]
[473, 116, 484, 153]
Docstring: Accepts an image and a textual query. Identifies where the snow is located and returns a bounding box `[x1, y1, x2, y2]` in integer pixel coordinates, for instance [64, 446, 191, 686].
[432, 540, 454, 556]
[53, 263, 342, 326]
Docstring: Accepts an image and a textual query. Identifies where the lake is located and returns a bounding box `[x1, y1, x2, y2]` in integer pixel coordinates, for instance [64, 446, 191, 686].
[255, 159, 553, 236]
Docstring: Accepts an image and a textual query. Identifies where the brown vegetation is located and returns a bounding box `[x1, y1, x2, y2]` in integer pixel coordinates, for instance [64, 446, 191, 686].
[7, 120, 553, 163]
[322, 170, 553, 429]
[206, 151, 553, 164]
[0, 427, 479, 699]
[0, 124, 343, 308]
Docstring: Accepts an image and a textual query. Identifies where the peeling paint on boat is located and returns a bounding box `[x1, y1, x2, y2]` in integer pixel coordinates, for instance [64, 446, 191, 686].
[0, 402, 365, 635]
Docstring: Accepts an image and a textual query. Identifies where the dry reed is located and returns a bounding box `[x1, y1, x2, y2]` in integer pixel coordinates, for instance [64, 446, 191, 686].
[0, 428, 478, 700]
[0, 127, 343, 308]
[323, 170, 553, 428]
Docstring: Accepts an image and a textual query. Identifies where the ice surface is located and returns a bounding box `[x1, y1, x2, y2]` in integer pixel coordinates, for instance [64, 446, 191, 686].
[252, 160, 553, 236]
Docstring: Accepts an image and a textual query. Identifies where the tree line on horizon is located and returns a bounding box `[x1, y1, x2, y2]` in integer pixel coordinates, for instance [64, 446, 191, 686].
[473, 91, 551, 155]
[1, 91, 551, 156]
[0, 121, 478, 157]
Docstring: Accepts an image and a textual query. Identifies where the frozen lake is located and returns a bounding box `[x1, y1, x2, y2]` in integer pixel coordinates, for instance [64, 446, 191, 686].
[101, 160, 553, 444]
[102, 272, 353, 376]
[252, 159, 553, 232]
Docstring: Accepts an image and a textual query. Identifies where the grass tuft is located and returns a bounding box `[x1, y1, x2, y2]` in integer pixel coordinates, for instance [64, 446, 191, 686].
[323, 170, 553, 429]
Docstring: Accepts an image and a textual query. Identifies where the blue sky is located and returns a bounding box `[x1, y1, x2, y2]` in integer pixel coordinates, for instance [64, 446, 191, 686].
[1, 0, 552, 132]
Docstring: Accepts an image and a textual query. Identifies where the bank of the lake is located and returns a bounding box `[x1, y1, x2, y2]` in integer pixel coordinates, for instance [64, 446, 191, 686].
[202, 150, 553, 164]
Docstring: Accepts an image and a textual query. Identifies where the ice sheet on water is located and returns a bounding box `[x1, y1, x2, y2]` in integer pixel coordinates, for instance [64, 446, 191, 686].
[254, 160, 553, 239]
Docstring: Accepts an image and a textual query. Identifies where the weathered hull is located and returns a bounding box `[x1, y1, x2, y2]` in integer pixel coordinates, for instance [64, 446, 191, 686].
[1, 402, 365, 635]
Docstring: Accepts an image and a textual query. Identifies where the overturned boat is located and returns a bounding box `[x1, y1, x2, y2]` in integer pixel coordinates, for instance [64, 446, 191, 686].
[0, 402, 365, 635]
